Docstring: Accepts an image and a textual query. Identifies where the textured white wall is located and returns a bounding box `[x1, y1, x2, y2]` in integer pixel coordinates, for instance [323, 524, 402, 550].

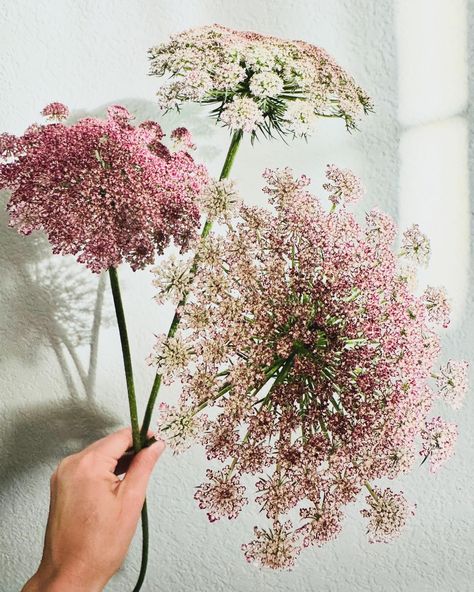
[0, 1, 473, 591]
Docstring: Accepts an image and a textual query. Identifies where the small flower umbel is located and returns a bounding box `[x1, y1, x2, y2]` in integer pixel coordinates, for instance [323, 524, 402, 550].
[361, 486, 415, 544]
[150, 166, 468, 568]
[149, 24, 373, 139]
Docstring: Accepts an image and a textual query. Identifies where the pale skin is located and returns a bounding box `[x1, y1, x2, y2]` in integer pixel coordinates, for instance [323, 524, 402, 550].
[22, 428, 166, 592]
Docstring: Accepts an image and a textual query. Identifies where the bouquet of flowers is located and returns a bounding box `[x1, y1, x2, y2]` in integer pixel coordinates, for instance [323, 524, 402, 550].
[0, 22, 467, 591]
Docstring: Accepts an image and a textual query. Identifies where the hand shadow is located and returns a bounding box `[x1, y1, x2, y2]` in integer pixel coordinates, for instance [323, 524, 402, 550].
[0, 398, 120, 498]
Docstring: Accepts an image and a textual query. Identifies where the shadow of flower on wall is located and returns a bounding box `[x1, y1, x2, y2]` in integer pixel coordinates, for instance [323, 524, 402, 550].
[0, 202, 109, 399]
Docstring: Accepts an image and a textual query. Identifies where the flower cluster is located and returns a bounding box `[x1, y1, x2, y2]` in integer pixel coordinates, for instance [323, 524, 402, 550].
[420, 416, 458, 473]
[149, 24, 373, 137]
[361, 487, 415, 543]
[0, 104, 208, 272]
[151, 166, 468, 568]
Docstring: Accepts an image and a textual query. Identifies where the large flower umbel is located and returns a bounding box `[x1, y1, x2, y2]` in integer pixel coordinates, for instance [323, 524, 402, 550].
[150, 166, 468, 569]
[0, 104, 208, 272]
[149, 24, 372, 138]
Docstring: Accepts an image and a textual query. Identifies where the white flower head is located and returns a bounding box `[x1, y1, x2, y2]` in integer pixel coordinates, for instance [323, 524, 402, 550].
[249, 71, 284, 98]
[436, 360, 469, 409]
[361, 487, 415, 544]
[400, 224, 431, 266]
[423, 286, 450, 328]
[284, 101, 317, 136]
[152, 254, 192, 305]
[220, 97, 264, 133]
[147, 332, 194, 385]
[420, 416, 457, 473]
[155, 402, 208, 453]
[199, 178, 241, 222]
[180, 70, 213, 101]
[214, 61, 247, 90]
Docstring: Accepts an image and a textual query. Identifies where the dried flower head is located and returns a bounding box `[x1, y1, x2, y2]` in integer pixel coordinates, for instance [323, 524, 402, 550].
[0, 105, 208, 273]
[151, 166, 467, 567]
[149, 24, 373, 138]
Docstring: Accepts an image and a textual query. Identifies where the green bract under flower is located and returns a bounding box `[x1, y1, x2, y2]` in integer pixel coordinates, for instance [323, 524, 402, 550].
[149, 24, 373, 139]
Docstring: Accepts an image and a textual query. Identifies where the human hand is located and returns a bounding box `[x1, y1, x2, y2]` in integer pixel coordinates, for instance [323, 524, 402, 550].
[22, 429, 165, 592]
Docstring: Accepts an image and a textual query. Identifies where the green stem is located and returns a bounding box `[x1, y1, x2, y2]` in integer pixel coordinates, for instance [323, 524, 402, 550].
[364, 481, 380, 502]
[109, 267, 140, 453]
[132, 502, 149, 592]
[140, 129, 243, 442]
[109, 267, 148, 592]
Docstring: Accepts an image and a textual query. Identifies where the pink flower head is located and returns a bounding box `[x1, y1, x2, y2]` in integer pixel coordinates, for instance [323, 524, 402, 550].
[152, 166, 461, 568]
[194, 468, 248, 522]
[41, 102, 69, 121]
[1, 104, 208, 272]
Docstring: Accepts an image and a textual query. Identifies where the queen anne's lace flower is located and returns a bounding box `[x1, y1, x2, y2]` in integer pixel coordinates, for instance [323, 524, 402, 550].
[283, 101, 318, 136]
[436, 360, 469, 409]
[242, 521, 300, 570]
[220, 97, 264, 133]
[194, 469, 248, 522]
[249, 71, 284, 98]
[152, 255, 193, 305]
[151, 166, 468, 568]
[423, 286, 450, 327]
[361, 487, 415, 543]
[147, 333, 193, 385]
[41, 102, 69, 121]
[420, 417, 457, 473]
[149, 24, 372, 137]
[170, 127, 196, 151]
[0, 105, 208, 273]
[323, 163, 364, 206]
[155, 402, 207, 453]
[400, 224, 431, 266]
[198, 178, 241, 222]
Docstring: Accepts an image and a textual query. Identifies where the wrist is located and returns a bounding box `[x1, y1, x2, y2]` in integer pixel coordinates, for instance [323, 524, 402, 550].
[23, 565, 104, 592]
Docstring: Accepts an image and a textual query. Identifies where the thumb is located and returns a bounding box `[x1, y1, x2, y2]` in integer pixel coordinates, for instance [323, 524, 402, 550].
[122, 440, 166, 501]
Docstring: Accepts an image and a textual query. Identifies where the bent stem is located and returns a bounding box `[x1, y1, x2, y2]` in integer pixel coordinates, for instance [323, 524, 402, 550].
[109, 267, 148, 592]
[140, 129, 243, 442]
